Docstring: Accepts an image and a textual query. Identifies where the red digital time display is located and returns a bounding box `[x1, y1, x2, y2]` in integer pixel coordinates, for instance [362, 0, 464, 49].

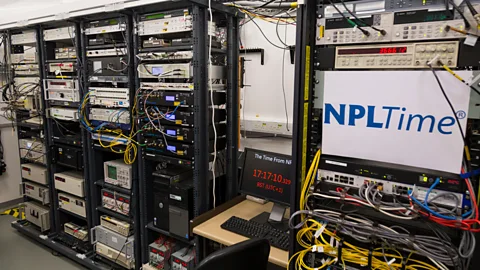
[338, 46, 408, 55]
[252, 169, 291, 194]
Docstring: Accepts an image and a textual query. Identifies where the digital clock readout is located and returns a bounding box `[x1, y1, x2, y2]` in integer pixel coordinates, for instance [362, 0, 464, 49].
[338, 47, 408, 55]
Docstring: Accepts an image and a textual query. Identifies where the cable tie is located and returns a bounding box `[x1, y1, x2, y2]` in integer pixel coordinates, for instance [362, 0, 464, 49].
[312, 245, 317, 252]
[387, 258, 396, 265]
[314, 223, 326, 238]
[455, 216, 462, 228]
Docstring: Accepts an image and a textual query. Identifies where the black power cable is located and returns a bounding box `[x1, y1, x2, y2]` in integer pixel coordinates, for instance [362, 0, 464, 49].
[339, 0, 386, 35]
[449, 0, 471, 29]
[429, 65, 465, 141]
[327, 0, 370, 37]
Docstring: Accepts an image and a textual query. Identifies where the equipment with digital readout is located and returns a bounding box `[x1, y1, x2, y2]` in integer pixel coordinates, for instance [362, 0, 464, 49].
[104, 160, 133, 189]
[54, 171, 85, 197]
[238, 148, 292, 230]
[58, 192, 87, 218]
[21, 163, 48, 185]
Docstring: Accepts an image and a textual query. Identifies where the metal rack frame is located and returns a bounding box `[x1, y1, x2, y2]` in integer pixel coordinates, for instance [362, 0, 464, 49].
[81, 11, 142, 270]
[132, 0, 239, 265]
[288, 0, 322, 263]
[9, 24, 108, 270]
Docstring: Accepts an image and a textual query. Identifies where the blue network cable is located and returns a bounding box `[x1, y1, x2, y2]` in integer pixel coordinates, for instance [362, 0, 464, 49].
[408, 178, 472, 220]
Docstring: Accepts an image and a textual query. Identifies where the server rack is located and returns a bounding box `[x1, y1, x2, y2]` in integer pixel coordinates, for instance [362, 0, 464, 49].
[80, 12, 141, 269]
[132, 0, 239, 267]
[8, 25, 107, 270]
[8, 26, 54, 232]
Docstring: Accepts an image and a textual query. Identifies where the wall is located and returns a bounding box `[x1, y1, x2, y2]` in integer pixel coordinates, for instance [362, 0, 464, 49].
[0, 43, 21, 204]
[239, 18, 296, 135]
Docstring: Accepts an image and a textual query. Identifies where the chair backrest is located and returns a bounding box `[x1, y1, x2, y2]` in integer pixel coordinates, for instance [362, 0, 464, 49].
[195, 238, 271, 270]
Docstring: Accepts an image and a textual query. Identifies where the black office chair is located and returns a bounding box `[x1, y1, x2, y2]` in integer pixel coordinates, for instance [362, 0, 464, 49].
[195, 238, 271, 270]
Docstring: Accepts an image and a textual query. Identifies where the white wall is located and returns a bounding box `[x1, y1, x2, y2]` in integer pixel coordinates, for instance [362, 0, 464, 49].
[239, 18, 296, 135]
[0, 127, 21, 204]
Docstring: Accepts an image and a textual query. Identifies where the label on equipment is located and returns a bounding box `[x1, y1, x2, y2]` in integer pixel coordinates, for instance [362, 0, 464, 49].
[169, 194, 182, 201]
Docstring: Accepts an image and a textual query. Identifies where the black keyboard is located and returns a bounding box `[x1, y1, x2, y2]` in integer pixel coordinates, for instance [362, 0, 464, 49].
[220, 216, 289, 251]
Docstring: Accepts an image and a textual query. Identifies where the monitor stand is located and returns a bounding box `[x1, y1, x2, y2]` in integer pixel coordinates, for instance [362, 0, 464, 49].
[249, 203, 289, 232]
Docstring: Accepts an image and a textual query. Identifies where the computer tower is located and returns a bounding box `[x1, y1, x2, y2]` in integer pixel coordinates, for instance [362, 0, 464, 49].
[153, 179, 170, 231]
[168, 180, 193, 239]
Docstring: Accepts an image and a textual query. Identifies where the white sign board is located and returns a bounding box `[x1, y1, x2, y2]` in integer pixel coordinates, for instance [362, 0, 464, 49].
[322, 70, 472, 174]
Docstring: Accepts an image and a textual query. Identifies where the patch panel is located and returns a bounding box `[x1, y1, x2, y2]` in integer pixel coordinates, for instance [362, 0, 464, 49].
[318, 169, 465, 208]
[87, 48, 126, 57]
[92, 133, 129, 145]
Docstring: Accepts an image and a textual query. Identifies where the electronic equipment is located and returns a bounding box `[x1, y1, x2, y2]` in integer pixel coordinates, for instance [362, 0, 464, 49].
[141, 90, 225, 107]
[152, 180, 170, 231]
[149, 240, 178, 270]
[88, 57, 127, 76]
[138, 15, 193, 36]
[56, 232, 91, 254]
[137, 51, 193, 61]
[96, 242, 135, 269]
[169, 180, 194, 239]
[140, 9, 189, 21]
[104, 160, 133, 189]
[11, 48, 37, 63]
[53, 145, 84, 170]
[172, 247, 195, 270]
[142, 108, 226, 127]
[88, 37, 120, 45]
[54, 171, 84, 197]
[144, 124, 226, 144]
[89, 108, 130, 124]
[140, 82, 194, 91]
[172, 37, 221, 48]
[92, 133, 129, 145]
[89, 87, 130, 108]
[146, 138, 226, 160]
[21, 163, 48, 185]
[44, 79, 80, 102]
[87, 48, 126, 57]
[24, 201, 50, 232]
[153, 167, 193, 185]
[24, 94, 42, 112]
[11, 31, 36, 45]
[102, 189, 130, 216]
[85, 18, 126, 35]
[55, 47, 76, 59]
[19, 139, 46, 163]
[49, 107, 79, 121]
[89, 75, 128, 83]
[143, 39, 171, 48]
[334, 41, 459, 69]
[58, 192, 87, 218]
[138, 63, 192, 79]
[138, 64, 225, 80]
[52, 120, 82, 146]
[317, 155, 469, 209]
[48, 62, 75, 73]
[14, 64, 39, 75]
[317, 13, 394, 45]
[240, 148, 292, 229]
[391, 9, 467, 42]
[220, 216, 289, 251]
[14, 77, 40, 92]
[91, 225, 135, 256]
[100, 215, 131, 237]
[24, 116, 43, 125]
[23, 181, 49, 204]
[44, 27, 74, 41]
[64, 222, 88, 241]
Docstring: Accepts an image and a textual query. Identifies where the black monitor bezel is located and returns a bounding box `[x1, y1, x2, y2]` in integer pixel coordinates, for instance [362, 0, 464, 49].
[239, 147, 292, 206]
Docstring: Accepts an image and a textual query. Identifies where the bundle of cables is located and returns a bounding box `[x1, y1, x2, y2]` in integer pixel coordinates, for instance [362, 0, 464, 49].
[78, 88, 143, 164]
[139, 89, 184, 155]
[290, 149, 476, 269]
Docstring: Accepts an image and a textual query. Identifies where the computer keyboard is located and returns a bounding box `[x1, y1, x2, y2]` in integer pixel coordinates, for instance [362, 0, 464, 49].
[220, 216, 289, 251]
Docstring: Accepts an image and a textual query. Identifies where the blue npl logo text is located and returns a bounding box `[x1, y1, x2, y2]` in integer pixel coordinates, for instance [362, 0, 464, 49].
[324, 104, 458, 135]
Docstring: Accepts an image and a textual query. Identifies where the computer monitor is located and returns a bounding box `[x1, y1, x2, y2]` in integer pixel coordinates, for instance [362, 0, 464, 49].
[240, 148, 292, 230]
